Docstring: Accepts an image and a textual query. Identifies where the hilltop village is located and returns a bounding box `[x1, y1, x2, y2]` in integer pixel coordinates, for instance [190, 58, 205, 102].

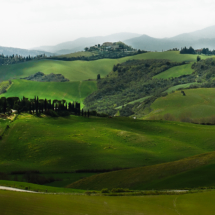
[85, 41, 137, 53]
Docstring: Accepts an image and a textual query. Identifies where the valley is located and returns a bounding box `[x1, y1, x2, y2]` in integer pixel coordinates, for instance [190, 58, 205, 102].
[1, 47, 215, 214]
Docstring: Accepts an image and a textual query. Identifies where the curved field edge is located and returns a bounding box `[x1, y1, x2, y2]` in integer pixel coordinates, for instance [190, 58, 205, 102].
[0, 180, 84, 193]
[153, 63, 194, 79]
[0, 52, 214, 81]
[144, 88, 215, 120]
[68, 151, 215, 190]
[1, 114, 215, 173]
[1, 79, 97, 107]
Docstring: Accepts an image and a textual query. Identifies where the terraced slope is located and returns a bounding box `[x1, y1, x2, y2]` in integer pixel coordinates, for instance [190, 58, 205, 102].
[1, 79, 97, 107]
[0, 52, 213, 81]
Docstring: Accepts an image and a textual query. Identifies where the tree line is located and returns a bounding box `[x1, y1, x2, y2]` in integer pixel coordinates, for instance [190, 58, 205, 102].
[0, 54, 47, 66]
[180, 47, 215, 55]
[0, 96, 90, 117]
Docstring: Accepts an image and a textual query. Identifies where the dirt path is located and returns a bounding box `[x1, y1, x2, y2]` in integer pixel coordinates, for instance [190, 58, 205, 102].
[0, 186, 39, 193]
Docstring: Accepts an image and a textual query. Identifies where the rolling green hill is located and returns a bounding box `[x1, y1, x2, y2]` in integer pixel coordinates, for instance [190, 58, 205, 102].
[68, 151, 215, 190]
[0, 52, 213, 82]
[145, 88, 215, 121]
[2, 189, 215, 215]
[1, 79, 97, 107]
[1, 114, 215, 174]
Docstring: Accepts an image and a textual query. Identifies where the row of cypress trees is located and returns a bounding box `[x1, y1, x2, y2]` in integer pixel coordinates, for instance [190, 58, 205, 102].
[0, 96, 89, 117]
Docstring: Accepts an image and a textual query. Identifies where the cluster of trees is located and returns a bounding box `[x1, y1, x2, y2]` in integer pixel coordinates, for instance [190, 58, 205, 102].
[0, 54, 47, 65]
[180, 47, 195, 54]
[0, 96, 90, 117]
[180, 47, 215, 55]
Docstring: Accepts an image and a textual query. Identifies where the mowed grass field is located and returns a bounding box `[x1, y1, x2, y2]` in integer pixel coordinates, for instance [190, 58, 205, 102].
[1, 79, 97, 107]
[1, 190, 215, 215]
[0, 52, 213, 81]
[153, 63, 194, 79]
[1, 114, 215, 174]
[145, 88, 215, 120]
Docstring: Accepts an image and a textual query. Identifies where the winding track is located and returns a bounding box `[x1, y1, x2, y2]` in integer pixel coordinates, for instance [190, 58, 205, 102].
[0, 186, 39, 193]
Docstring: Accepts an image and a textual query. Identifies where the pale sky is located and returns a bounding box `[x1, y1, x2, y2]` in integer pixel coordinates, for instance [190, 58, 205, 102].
[0, 0, 215, 49]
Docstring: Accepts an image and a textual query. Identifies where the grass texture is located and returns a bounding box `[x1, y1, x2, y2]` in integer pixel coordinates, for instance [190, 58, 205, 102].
[146, 88, 215, 120]
[1, 189, 215, 215]
[68, 151, 215, 190]
[1, 114, 215, 174]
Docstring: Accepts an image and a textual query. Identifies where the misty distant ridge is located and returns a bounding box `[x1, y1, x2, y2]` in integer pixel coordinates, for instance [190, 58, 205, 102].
[125, 25, 215, 52]
[33, 32, 141, 55]
[1, 25, 215, 56]
[34, 25, 215, 54]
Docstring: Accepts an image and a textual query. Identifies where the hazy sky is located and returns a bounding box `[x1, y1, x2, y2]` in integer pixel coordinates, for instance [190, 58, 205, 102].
[1, 0, 215, 49]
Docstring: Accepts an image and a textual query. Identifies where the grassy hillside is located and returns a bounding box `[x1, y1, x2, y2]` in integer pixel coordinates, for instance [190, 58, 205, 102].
[1, 114, 215, 174]
[1, 79, 97, 107]
[164, 83, 197, 94]
[145, 88, 215, 121]
[153, 63, 194, 79]
[56, 51, 97, 58]
[1, 189, 215, 215]
[68, 151, 215, 190]
[0, 52, 213, 81]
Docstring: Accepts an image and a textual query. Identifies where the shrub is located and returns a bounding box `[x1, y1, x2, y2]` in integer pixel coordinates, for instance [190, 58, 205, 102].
[45, 110, 58, 117]
[111, 188, 130, 193]
[163, 113, 176, 121]
[101, 188, 110, 193]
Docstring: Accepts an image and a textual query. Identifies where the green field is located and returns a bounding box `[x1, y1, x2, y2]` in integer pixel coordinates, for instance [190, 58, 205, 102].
[153, 63, 194, 79]
[1, 189, 215, 215]
[145, 88, 215, 120]
[164, 83, 198, 94]
[69, 151, 215, 190]
[0, 52, 213, 82]
[1, 79, 97, 107]
[1, 114, 215, 174]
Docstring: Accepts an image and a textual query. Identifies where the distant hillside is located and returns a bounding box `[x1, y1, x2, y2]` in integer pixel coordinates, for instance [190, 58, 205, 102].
[0, 46, 53, 57]
[33, 32, 141, 55]
[125, 25, 215, 51]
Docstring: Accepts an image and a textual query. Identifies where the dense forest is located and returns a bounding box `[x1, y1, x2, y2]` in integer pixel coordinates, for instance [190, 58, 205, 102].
[84, 58, 215, 117]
